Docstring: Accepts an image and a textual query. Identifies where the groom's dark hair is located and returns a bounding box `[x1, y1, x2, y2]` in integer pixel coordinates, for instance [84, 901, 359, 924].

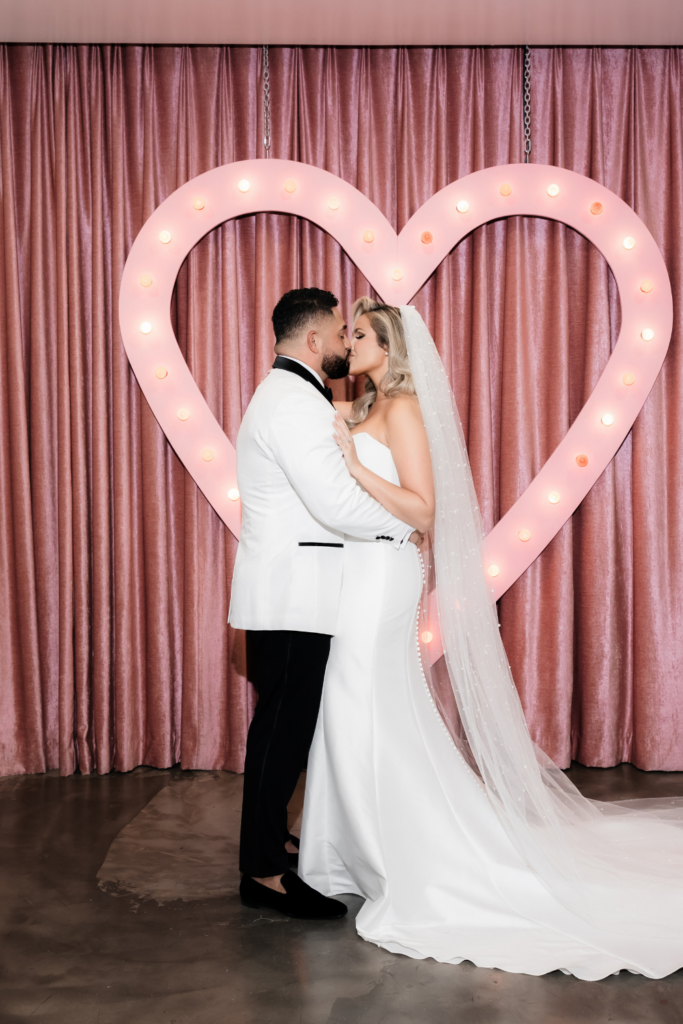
[272, 288, 339, 346]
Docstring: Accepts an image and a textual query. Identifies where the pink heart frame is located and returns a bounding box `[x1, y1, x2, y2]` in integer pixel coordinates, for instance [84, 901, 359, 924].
[119, 159, 672, 653]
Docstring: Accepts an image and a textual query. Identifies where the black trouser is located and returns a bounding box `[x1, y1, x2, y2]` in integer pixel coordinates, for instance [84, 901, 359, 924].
[239, 629, 331, 878]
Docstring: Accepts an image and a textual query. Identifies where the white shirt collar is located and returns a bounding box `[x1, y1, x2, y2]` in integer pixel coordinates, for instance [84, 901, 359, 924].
[278, 355, 325, 388]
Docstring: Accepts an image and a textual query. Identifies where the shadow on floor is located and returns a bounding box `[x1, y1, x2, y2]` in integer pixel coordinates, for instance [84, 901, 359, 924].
[0, 763, 682, 1024]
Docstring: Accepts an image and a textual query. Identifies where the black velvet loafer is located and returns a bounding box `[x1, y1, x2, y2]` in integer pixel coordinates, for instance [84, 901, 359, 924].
[240, 871, 347, 920]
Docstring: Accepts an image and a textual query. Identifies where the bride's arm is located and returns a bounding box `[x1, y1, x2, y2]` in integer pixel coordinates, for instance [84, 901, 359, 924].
[333, 397, 435, 534]
[333, 400, 354, 419]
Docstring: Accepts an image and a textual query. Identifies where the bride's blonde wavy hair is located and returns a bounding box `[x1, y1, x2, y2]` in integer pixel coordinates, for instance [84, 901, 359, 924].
[347, 297, 416, 425]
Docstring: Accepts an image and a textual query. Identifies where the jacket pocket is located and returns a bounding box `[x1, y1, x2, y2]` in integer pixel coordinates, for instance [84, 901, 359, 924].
[298, 541, 344, 548]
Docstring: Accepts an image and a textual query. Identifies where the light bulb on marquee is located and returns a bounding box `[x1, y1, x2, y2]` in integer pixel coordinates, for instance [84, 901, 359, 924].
[192, 197, 205, 210]
[328, 197, 340, 210]
[590, 202, 603, 216]
[155, 366, 167, 379]
[140, 322, 152, 334]
[421, 630, 433, 643]
[548, 491, 560, 504]
[518, 529, 531, 542]
[488, 565, 500, 577]
[623, 237, 636, 250]
[139, 274, 153, 288]
[159, 231, 171, 244]
[623, 372, 635, 386]
[238, 180, 250, 193]
[456, 200, 469, 213]
[601, 413, 614, 426]
[640, 280, 653, 293]
[421, 231, 433, 244]
[178, 408, 189, 421]
[547, 184, 560, 197]
[284, 180, 296, 193]
[202, 449, 214, 462]
[362, 229, 375, 243]
[228, 488, 240, 501]
[500, 183, 512, 196]
[641, 328, 654, 341]
[392, 268, 403, 281]
[576, 454, 589, 467]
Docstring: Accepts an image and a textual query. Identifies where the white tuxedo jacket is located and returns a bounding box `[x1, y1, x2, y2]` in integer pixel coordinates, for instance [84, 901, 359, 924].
[228, 366, 412, 634]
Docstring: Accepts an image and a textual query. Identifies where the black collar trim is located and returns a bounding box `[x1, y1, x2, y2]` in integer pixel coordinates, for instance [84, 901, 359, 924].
[272, 355, 333, 404]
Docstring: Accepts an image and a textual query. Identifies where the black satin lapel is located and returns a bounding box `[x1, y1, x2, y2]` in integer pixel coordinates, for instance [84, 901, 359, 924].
[272, 356, 334, 404]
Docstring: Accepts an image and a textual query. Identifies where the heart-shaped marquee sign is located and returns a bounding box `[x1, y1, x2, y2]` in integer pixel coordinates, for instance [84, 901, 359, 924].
[119, 159, 673, 660]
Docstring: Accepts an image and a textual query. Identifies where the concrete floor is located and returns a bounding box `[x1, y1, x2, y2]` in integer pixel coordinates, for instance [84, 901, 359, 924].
[1, 764, 683, 1024]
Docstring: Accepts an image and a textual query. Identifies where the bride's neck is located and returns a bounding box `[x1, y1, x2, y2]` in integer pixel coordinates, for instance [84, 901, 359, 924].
[367, 370, 389, 400]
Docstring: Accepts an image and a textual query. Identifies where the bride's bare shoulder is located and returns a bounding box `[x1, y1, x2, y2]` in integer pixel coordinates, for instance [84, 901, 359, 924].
[385, 394, 423, 426]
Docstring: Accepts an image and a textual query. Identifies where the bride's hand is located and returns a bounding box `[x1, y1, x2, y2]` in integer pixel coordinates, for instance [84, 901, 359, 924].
[333, 413, 362, 478]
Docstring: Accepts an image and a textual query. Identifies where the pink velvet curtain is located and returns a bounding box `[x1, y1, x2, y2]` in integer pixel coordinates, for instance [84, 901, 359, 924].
[1, 45, 682, 777]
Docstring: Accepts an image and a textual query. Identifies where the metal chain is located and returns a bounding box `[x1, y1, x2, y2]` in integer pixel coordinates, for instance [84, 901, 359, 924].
[262, 45, 271, 158]
[523, 45, 531, 163]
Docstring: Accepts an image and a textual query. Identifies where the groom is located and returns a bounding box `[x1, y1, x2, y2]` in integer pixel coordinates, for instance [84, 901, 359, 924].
[229, 287, 415, 919]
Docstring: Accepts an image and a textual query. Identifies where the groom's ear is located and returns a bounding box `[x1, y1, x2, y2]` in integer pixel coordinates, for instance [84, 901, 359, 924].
[306, 329, 320, 353]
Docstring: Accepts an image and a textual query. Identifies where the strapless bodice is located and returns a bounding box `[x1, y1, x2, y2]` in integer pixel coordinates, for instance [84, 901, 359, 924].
[352, 432, 400, 486]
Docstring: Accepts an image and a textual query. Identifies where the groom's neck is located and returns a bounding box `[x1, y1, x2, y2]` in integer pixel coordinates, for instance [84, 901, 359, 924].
[274, 344, 324, 379]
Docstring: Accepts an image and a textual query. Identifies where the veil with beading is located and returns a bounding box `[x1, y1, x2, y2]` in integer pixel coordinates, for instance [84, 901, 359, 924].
[401, 303, 683, 943]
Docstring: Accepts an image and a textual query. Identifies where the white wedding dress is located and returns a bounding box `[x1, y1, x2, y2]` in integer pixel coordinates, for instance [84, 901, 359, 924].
[300, 430, 683, 980]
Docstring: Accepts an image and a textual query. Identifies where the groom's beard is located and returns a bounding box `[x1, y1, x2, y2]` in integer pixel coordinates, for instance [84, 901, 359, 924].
[321, 351, 351, 380]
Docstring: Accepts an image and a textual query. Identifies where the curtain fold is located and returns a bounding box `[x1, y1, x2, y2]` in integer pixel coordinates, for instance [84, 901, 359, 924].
[0, 45, 681, 776]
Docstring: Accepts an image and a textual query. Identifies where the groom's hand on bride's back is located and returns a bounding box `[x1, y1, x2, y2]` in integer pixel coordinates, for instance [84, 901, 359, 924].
[409, 530, 423, 546]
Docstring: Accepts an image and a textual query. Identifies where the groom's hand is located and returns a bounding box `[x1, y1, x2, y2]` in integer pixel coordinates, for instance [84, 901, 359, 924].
[409, 530, 424, 546]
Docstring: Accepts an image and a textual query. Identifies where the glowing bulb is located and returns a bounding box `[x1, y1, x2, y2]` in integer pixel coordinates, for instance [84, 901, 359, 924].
[547, 184, 559, 197]
[601, 413, 614, 426]
[228, 488, 240, 501]
[178, 408, 189, 421]
[488, 565, 500, 578]
[623, 236, 635, 250]
[201, 449, 214, 462]
[500, 183, 512, 196]
[456, 200, 469, 213]
[421, 630, 433, 643]
[159, 231, 171, 244]
[640, 280, 653, 293]
[591, 202, 603, 216]
[192, 197, 205, 210]
[154, 366, 167, 379]
[140, 322, 152, 334]
[518, 528, 531, 542]
[641, 328, 654, 341]
[576, 454, 589, 468]
[623, 372, 635, 386]
[238, 180, 250, 193]
[362, 229, 375, 243]
[548, 491, 560, 504]
[421, 231, 433, 244]
[139, 273, 153, 288]
[391, 268, 403, 281]
[328, 197, 340, 210]
[284, 180, 296, 193]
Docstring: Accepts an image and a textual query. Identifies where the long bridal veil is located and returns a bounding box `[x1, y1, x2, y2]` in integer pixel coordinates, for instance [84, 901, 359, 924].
[401, 304, 683, 937]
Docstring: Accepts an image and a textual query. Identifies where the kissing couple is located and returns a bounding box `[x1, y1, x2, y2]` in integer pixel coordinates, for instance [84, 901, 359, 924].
[229, 288, 683, 980]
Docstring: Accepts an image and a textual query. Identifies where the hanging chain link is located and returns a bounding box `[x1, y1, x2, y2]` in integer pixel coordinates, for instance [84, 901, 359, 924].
[523, 45, 531, 163]
[262, 45, 271, 158]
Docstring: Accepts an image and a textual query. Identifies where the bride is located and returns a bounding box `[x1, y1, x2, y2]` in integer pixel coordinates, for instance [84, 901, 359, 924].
[299, 297, 683, 980]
